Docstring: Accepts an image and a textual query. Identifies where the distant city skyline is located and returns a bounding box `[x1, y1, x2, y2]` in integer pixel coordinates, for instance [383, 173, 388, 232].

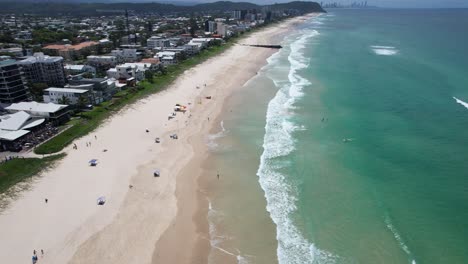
[153, 0, 468, 8]
[2, 0, 468, 8]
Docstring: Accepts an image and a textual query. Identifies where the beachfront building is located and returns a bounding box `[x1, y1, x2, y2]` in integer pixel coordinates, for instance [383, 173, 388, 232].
[68, 76, 118, 102]
[64, 64, 96, 76]
[216, 22, 228, 37]
[18, 53, 67, 87]
[147, 36, 171, 49]
[183, 42, 202, 56]
[0, 59, 30, 104]
[43, 87, 91, 106]
[43, 41, 99, 60]
[155, 51, 177, 66]
[111, 49, 142, 63]
[0, 111, 49, 151]
[106, 62, 154, 81]
[5, 101, 70, 124]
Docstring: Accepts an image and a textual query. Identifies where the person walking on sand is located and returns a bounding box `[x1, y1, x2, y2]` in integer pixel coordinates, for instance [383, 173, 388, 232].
[45, 198, 48, 203]
[41, 249, 44, 257]
[95, 135, 97, 140]
[217, 172, 220, 180]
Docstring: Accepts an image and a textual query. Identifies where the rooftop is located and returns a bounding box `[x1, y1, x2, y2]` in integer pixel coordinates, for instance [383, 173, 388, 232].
[45, 87, 89, 94]
[6, 101, 67, 113]
[44, 41, 99, 51]
[0, 59, 17, 67]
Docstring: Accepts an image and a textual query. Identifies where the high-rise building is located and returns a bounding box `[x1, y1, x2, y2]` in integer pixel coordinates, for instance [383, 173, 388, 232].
[0, 59, 30, 103]
[18, 53, 67, 87]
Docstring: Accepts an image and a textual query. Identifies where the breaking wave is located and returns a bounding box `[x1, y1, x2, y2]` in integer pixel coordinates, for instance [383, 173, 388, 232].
[257, 29, 339, 264]
[453, 97, 468, 110]
[206, 120, 228, 150]
[371, 45, 399, 56]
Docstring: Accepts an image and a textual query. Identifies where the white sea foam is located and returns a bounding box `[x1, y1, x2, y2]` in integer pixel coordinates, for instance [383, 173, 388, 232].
[206, 120, 228, 150]
[257, 30, 339, 264]
[384, 214, 417, 264]
[371, 45, 399, 56]
[453, 97, 468, 109]
[207, 199, 249, 264]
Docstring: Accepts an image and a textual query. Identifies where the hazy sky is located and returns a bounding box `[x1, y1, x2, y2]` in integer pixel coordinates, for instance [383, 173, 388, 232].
[165, 0, 468, 8]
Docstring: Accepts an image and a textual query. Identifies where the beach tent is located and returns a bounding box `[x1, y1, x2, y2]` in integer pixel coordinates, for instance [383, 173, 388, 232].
[89, 159, 98, 166]
[97, 196, 106, 205]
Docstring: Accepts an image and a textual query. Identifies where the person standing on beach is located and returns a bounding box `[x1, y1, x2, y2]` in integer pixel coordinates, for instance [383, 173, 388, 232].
[45, 198, 48, 203]
[95, 135, 97, 140]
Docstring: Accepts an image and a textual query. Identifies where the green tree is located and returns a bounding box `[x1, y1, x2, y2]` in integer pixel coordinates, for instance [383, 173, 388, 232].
[144, 70, 154, 83]
[58, 95, 71, 105]
[30, 83, 48, 102]
[77, 95, 88, 109]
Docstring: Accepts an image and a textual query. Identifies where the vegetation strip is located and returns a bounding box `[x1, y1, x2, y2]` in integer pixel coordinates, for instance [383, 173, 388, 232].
[0, 154, 66, 194]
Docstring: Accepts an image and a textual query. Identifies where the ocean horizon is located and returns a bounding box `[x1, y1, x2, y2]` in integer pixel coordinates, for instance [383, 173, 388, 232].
[205, 8, 468, 264]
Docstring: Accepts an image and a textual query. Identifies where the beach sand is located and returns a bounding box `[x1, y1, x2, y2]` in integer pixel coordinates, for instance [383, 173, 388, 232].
[0, 15, 312, 264]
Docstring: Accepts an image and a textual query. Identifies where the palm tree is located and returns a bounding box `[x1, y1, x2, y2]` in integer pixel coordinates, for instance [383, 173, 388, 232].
[58, 95, 71, 105]
[77, 95, 89, 109]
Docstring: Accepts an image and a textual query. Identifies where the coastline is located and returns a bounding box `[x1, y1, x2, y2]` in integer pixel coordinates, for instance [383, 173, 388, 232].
[151, 16, 313, 264]
[0, 15, 313, 264]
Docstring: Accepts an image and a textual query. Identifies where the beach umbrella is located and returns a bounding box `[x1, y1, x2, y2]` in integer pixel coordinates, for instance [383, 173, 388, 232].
[97, 196, 106, 205]
[89, 159, 98, 166]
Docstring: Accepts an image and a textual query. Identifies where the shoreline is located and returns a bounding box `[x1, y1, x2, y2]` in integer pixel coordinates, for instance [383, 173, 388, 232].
[151, 15, 314, 264]
[0, 15, 314, 264]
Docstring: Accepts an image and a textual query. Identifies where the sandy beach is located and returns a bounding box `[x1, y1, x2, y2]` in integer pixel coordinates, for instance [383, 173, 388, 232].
[0, 15, 311, 264]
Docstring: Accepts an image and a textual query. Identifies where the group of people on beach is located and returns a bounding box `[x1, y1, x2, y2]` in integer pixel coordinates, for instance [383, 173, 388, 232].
[31, 249, 44, 263]
[72, 135, 98, 150]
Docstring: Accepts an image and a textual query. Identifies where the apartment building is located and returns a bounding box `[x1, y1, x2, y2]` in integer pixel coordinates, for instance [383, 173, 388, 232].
[0, 59, 30, 104]
[147, 36, 171, 49]
[18, 53, 67, 87]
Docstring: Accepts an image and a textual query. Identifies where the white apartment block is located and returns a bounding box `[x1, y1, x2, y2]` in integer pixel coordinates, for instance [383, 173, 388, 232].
[155, 51, 177, 66]
[147, 36, 171, 49]
[111, 49, 141, 63]
[43, 87, 90, 105]
[106, 62, 153, 81]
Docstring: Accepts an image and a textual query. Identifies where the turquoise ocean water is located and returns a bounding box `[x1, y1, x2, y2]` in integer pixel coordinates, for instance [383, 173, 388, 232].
[206, 9, 468, 264]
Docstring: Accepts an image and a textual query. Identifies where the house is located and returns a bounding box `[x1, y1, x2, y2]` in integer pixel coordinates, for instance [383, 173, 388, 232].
[183, 42, 202, 56]
[106, 62, 154, 81]
[64, 64, 96, 76]
[147, 36, 171, 49]
[155, 51, 177, 66]
[43, 87, 91, 106]
[68, 76, 118, 101]
[111, 49, 142, 63]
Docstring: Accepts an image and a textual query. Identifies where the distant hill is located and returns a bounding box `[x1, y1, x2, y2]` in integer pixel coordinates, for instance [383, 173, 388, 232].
[0, 1, 325, 16]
